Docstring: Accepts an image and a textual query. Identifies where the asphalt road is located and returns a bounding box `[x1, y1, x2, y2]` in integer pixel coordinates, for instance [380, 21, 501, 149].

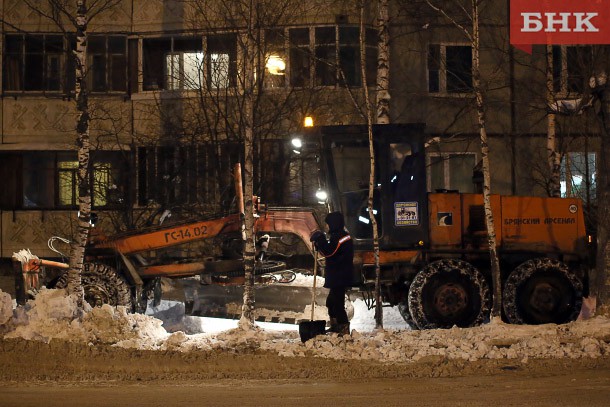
[2, 370, 610, 407]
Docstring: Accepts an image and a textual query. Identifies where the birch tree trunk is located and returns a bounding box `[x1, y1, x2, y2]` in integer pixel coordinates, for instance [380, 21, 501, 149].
[239, 0, 257, 329]
[546, 45, 561, 197]
[472, 0, 501, 320]
[358, 2, 383, 329]
[67, 0, 91, 311]
[376, 0, 390, 124]
[424, 0, 501, 321]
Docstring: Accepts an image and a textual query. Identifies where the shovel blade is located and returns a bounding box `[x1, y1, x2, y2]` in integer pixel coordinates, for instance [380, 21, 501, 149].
[298, 320, 327, 342]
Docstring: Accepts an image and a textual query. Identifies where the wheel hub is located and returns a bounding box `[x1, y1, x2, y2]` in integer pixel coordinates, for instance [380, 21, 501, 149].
[528, 282, 558, 313]
[83, 284, 111, 308]
[434, 283, 468, 317]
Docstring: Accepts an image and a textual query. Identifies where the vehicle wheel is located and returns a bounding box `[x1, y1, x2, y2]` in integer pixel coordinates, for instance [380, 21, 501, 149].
[397, 302, 418, 329]
[408, 259, 491, 329]
[55, 263, 133, 309]
[503, 258, 583, 325]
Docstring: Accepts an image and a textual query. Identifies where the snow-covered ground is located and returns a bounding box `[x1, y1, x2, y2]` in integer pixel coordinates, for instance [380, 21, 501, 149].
[144, 295, 408, 334]
[1, 286, 610, 365]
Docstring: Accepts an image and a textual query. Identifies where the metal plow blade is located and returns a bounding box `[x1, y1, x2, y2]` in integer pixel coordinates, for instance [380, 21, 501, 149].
[182, 280, 330, 324]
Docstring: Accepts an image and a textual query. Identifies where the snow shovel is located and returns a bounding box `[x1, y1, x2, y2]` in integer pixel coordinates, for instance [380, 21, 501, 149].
[298, 250, 326, 342]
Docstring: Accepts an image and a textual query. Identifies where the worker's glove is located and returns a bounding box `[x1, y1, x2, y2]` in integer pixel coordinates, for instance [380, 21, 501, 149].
[309, 230, 325, 242]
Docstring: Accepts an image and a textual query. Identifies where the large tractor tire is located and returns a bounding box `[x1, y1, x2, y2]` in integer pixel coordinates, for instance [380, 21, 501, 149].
[503, 258, 583, 325]
[55, 263, 133, 310]
[408, 259, 491, 329]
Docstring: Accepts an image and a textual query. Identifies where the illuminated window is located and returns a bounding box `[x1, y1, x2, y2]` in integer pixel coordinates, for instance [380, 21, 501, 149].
[58, 161, 78, 206]
[57, 160, 116, 207]
[166, 52, 204, 90]
[93, 162, 112, 206]
[264, 29, 286, 88]
[207, 34, 237, 89]
[209, 53, 230, 88]
[561, 152, 596, 199]
[0, 152, 125, 210]
[143, 37, 204, 91]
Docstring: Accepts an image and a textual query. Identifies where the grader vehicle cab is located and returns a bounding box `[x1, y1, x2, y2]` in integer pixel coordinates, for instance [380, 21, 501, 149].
[314, 124, 589, 328]
[13, 124, 591, 329]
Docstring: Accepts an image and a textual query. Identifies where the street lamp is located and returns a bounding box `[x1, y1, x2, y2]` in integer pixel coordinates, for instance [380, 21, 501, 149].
[315, 188, 328, 204]
[291, 137, 303, 154]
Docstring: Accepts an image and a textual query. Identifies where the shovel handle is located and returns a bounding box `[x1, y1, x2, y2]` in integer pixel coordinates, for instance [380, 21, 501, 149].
[310, 249, 318, 321]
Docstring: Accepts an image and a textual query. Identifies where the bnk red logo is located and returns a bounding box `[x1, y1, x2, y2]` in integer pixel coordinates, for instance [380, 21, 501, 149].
[510, 0, 610, 53]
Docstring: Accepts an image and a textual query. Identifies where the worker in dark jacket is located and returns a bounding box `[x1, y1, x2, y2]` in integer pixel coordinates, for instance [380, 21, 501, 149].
[310, 211, 353, 335]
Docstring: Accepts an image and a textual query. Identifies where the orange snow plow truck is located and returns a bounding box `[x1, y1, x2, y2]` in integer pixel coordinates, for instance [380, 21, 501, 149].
[13, 124, 592, 329]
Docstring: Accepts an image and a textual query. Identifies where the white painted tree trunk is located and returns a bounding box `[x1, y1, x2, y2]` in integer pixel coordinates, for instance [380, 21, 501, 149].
[239, 1, 257, 329]
[67, 0, 91, 311]
[359, 2, 383, 329]
[472, 0, 501, 319]
[376, 0, 390, 124]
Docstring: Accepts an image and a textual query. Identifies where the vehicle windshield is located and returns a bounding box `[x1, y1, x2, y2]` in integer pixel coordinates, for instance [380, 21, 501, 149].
[330, 141, 381, 239]
[330, 140, 415, 239]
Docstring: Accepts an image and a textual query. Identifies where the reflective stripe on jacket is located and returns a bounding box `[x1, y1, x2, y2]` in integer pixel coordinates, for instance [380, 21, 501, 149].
[313, 230, 354, 288]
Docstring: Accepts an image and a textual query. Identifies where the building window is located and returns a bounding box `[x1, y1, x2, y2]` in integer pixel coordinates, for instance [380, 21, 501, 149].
[315, 27, 336, 86]
[283, 25, 377, 88]
[57, 160, 78, 206]
[428, 44, 472, 94]
[166, 51, 204, 90]
[289, 28, 310, 87]
[167, 37, 203, 90]
[337, 27, 377, 87]
[88, 35, 127, 92]
[3, 34, 73, 93]
[207, 34, 237, 89]
[57, 156, 122, 208]
[0, 152, 125, 210]
[263, 29, 286, 89]
[553, 45, 592, 95]
[143, 37, 204, 91]
[143, 38, 170, 90]
[136, 144, 240, 209]
[338, 27, 360, 86]
[364, 28, 379, 87]
[561, 152, 596, 200]
[427, 152, 477, 193]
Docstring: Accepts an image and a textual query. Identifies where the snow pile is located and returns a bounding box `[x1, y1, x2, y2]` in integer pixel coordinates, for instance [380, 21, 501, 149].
[161, 315, 610, 364]
[1, 288, 168, 346]
[1, 287, 610, 365]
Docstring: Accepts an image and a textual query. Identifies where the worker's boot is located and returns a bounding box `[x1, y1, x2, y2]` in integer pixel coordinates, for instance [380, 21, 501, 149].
[337, 323, 350, 336]
[327, 318, 338, 334]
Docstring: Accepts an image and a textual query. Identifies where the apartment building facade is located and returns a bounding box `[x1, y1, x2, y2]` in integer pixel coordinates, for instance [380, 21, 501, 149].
[0, 0, 601, 265]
